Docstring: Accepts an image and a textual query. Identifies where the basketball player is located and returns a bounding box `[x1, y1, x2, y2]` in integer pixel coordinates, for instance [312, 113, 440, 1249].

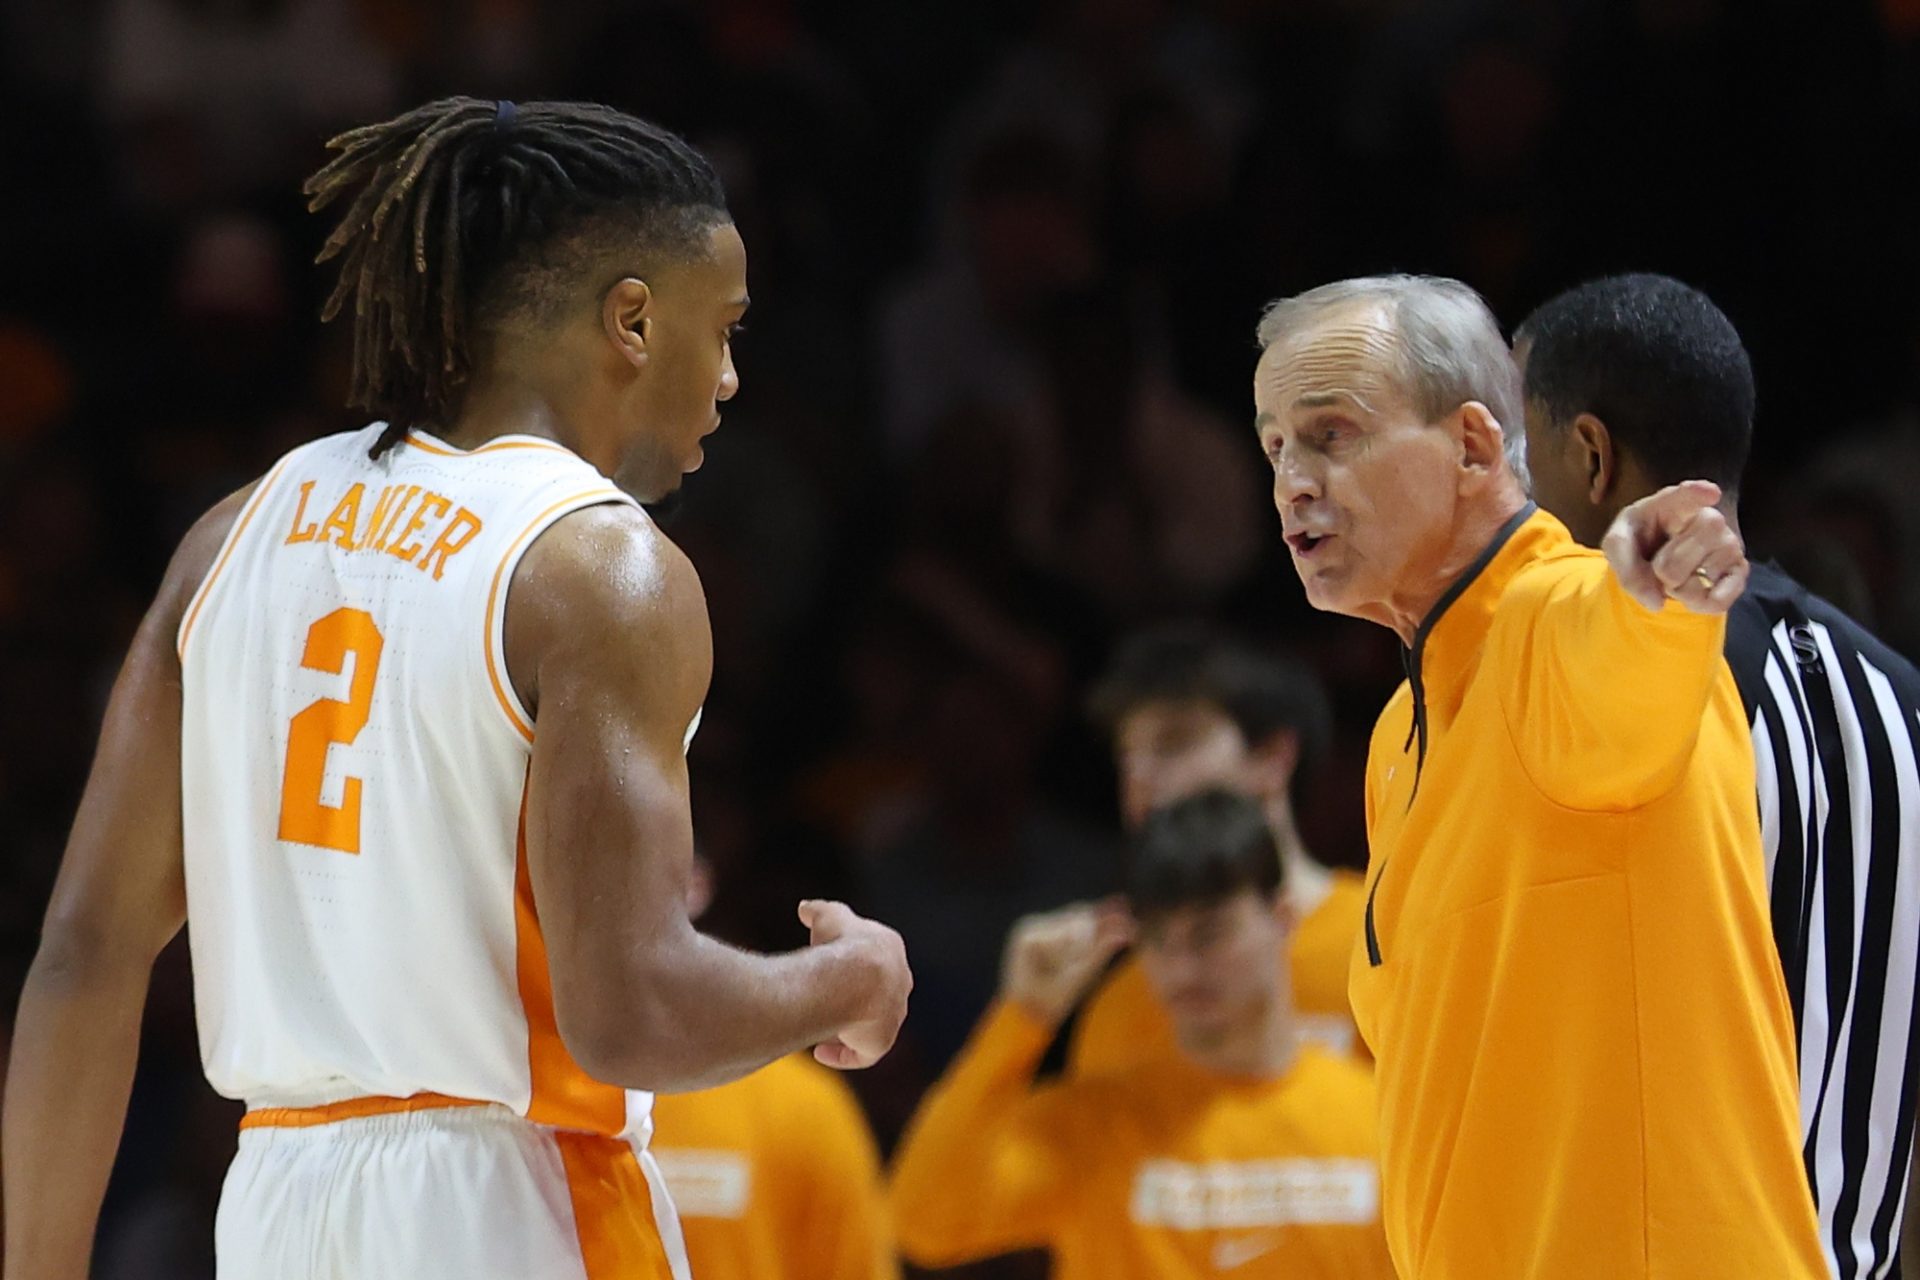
[1519, 272, 1920, 1280]
[2, 98, 911, 1280]
[1255, 274, 1824, 1276]
[890, 790, 1395, 1279]
[1070, 623, 1366, 1071]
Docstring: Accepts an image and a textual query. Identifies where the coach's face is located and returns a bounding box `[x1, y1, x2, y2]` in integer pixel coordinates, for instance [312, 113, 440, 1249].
[1254, 309, 1501, 638]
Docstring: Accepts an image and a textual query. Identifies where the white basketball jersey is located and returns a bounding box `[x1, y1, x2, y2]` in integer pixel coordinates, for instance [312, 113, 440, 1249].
[178, 423, 654, 1140]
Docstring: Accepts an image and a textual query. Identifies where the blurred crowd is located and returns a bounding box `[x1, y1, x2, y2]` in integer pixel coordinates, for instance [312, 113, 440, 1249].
[3, 0, 1919, 1276]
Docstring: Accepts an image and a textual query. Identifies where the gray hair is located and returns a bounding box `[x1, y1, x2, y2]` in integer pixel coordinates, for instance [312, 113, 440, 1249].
[1256, 274, 1529, 490]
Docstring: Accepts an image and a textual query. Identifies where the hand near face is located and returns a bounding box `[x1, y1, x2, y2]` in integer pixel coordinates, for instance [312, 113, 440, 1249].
[1601, 480, 1749, 615]
[1000, 899, 1135, 1026]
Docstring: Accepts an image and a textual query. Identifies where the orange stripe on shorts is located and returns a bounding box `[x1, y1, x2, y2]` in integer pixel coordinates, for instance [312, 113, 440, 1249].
[556, 1132, 676, 1279]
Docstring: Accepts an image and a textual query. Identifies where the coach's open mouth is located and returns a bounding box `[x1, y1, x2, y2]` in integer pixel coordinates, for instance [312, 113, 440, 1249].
[1287, 531, 1330, 556]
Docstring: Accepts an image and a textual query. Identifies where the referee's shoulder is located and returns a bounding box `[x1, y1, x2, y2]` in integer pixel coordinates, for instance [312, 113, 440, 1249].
[1740, 561, 1920, 700]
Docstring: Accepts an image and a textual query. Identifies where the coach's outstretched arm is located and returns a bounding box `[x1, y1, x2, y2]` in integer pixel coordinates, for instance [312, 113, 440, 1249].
[3, 488, 246, 1280]
[508, 503, 911, 1092]
[1499, 480, 1749, 811]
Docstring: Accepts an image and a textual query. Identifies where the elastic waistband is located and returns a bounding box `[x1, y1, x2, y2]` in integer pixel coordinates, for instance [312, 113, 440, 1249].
[240, 1091, 492, 1130]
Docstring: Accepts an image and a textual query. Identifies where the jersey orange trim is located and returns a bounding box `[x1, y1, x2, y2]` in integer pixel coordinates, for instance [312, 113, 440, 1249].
[176, 456, 294, 661]
[515, 780, 630, 1136]
[238, 1091, 489, 1130]
[401, 434, 461, 456]
[556, 1132, 676, 1278]
[402, 431, 577, 459]
[484, 487, 626, 743]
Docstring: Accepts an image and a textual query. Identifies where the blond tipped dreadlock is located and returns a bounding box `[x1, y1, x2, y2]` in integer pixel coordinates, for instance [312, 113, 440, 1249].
[303, 97, 729, 458]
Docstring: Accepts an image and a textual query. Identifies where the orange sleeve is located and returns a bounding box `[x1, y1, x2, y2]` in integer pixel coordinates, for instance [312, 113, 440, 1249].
[889, 1002, 1098, 1265]
[1064, 957, 1164, 1078]
[778, 1066, 901, 1280]
[1495, 558, 1728, 811]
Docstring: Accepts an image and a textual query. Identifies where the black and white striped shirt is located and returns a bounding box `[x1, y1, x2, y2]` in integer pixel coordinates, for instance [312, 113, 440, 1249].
[1727, 561, 1920, 1280]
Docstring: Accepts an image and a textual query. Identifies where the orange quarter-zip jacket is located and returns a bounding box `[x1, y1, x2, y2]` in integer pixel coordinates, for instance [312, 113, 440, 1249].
[1350, 504, 1824, 1279]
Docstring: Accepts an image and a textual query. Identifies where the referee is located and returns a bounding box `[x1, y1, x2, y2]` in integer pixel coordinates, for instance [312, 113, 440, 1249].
[1519, 273, 1920, 1280]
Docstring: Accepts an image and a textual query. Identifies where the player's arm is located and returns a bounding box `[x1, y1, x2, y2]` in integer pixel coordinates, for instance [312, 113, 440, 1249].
[1501, 481, 1747, 810]
[509, 505, 910, 1092]
[889, 902, 1129, 1265]
[2, 488, 247, 1280]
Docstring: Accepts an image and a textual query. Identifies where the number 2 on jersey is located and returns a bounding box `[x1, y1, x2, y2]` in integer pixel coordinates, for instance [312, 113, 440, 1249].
[278, 607, 384, 854]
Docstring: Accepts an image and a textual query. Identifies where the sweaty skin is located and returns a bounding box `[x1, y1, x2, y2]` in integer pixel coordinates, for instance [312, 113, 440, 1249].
[505, 501, 909, 1087]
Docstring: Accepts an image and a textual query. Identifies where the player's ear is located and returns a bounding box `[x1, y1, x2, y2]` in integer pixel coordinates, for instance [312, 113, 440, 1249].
[603, 278, 653, 372]
[1244, 729, 1301, 801]
[1270, 892, 1297, 932]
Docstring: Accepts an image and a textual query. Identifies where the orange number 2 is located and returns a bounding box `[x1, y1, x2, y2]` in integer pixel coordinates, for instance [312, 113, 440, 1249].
[278, 607, 384, 854]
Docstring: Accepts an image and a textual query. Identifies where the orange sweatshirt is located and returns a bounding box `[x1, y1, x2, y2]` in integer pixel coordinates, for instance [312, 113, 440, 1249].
[1352, 505, 1824, 1278]
[1069, 869, 1368, 1075]
[650, 1054, 898, 1280]
[891, 1001, 1396, 1280]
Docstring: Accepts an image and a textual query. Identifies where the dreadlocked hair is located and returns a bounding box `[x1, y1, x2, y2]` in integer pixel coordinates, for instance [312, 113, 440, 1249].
[303, 97, 729, 458]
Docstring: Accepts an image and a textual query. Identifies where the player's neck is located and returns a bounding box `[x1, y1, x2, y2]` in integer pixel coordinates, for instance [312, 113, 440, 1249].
[441, 360, 587, 456]
[1266, 802, 1332, 915]
[1196, 986, 1300, 1082]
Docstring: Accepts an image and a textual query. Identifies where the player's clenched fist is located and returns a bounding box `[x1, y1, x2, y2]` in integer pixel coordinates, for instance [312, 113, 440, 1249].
[1602, 479, 1749, 615]
[799, 899, 912, 1070]
[1000, 900, 1134, 1026]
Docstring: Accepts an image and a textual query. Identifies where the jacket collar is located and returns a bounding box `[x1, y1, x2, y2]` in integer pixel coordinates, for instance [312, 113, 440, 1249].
[1401, 504, 1581, 769]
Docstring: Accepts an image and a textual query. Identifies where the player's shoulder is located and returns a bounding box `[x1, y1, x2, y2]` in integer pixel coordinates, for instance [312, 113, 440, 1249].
[760, 1050, 866, 1109]
[163, 475, 276, 630]
[167, 426, 405, 596]
[1273, 1048, 1379, 1157]
[1066, 1055, 1162, 1117]
[1296, 1043, 1374, 1088]
[1290, 1045, 1377, 1114]
[1085, 949, 1151, 1012]
[497, 494, 712, 732]
[514, 501, 705, 633]
[1316, 868, 1368, 917]
[719, 1054, 881, 1167]
[527, 497, 680, 575]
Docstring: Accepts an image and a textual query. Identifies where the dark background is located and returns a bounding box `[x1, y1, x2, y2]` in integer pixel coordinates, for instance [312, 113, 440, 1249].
[3, 0, 1918, 1275]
